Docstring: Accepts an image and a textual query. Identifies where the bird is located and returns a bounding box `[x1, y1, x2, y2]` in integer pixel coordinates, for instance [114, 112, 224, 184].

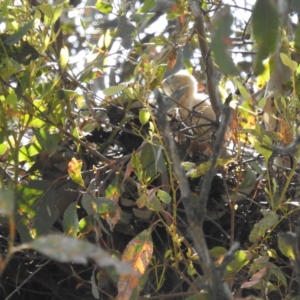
[162, 70, 216, 130]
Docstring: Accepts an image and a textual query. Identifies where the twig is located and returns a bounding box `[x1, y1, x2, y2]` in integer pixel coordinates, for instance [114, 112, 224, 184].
[187, 0, 221, 119]
[5, 260, 50, 300]
[156, 92, 232, 300]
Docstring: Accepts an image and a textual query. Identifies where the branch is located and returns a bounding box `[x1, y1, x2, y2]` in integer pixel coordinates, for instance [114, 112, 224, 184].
[156, 92, 232, 300]
[187, 0, 221, 120]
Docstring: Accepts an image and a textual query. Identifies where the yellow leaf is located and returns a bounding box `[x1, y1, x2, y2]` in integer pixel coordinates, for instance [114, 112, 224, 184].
[68, 158, 85, 187]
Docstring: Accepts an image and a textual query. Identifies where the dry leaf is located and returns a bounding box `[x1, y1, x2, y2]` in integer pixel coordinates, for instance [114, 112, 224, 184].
[279, 115, 294, 144]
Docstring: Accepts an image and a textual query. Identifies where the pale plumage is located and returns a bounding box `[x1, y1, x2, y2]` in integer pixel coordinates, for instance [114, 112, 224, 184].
[162, 70, 216, 133]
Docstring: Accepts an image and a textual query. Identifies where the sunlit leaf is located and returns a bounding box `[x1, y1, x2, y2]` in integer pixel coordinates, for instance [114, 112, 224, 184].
[117, 229, 153, 300]
[139, 109, 151, 125]
[186, 158, 234, 178]
[137, 0, 156, 13]
[4, 20, 34, 45]
[278, 232, 296, 260]
[60, 46, 69, 69]
[131, 151, 143, 182]
[78, 215, 95, 235]
[68, 157, 85, 187]
[103, 85, 126, 96]
[95, 1, 113, 14]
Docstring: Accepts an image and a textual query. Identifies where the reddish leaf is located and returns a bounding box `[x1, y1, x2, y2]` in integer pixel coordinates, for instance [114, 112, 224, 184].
[241, 267, 268, 288]
[117, 229, 153, 300]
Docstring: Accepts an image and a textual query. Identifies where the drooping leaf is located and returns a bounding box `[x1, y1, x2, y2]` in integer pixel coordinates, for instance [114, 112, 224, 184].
[91, 270, 100, 299]
[4, 20, 34, 45]
[131, 151, 143, 182]
[63, 202, 78, 237]
[241, 267, 268, 288]
[252, 0, 279, 75]
[249, 210, 279, 243]
[15, 180, 59, 242]
[60, 46, 69, 69]
[29, 234, 132, 274]
[211, 6, 237, 75]
[68, 157, 85, 187]
[117, 229, 153, 300]
[278, 231, 296, 260]
[280, 52, 298, 72]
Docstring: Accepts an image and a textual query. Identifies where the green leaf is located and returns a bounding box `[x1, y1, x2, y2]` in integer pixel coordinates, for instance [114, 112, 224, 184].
[105, 177, 122, 198]
[131, 151, 143, 182]
[0, 143, 7, 155]
[82, 194, 117, 218]
[280, 52, 298, 72]
[224, 250, 252, 277]
[139, 109, 151, 125]
[62, 202, 78, 237]
[34, 129, 61, 156]
[268, 262, 287, 286]
[295, 24, 300, 53]
[103, 85, 126, 96]
[156, 189, 171, 204]
[253, 132, 273, 162]
[78, 215, 95, 235]
[60, 46, 69, 69]
[5, 93, 18, 113]
[39, 4, 54, 19]
[137, 0, 156, 13]
[0, 0, 9, 18]
[68, 157, 85, 187]
[252, 0, 279, 75]
[278, 232, 296, 260]
[235, 80, 251, 101]
[249, 210, 279, 243]
[186, 158, 234, 178]
[4, 20, 34, 45]
[15, 180, 59, 242]
[211, 6, 236, 75]
[95, 1, 113, 14]
[39, 3, 64, 25]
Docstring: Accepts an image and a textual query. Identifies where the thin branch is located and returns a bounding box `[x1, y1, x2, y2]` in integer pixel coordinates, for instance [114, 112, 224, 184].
[156, 92, 232, 300]
[187, 0, 221, 119]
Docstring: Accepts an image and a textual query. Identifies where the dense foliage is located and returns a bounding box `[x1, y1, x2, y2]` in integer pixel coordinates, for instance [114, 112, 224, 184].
[2, 0, 300, 299]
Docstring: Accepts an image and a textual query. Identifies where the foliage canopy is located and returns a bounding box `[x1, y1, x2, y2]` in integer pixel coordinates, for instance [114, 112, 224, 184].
[2, 0, 300, 299]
